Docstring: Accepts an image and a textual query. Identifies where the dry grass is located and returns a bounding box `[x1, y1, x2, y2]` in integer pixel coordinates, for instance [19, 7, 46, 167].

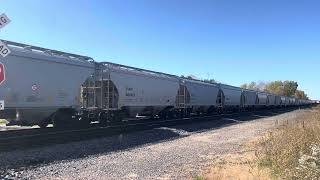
[257, 106, 320, 179]
[196, 137, 272, 180]
[202, 150, 271, 180]
[199, 106, 320, 180]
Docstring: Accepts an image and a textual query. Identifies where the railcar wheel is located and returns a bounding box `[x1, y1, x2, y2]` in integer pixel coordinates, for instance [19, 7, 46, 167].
[217, 108, 223, 115]
[38, 116, 53, 128]
[52, 108, 75, 128]
[158, 112, 168, 120]
[78, 114, 91, 128]
[38, 121, 49, 128]
[98, 111, 109, 126]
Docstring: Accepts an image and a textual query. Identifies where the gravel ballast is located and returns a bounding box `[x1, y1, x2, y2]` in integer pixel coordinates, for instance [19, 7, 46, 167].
[0, 109, 303, 179]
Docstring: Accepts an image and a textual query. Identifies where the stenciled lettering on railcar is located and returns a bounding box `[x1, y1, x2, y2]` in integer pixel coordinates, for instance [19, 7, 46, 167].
[125, 87, 135, 97]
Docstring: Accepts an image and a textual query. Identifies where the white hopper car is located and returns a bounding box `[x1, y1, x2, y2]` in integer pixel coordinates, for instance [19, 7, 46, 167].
[0, 40, 94, 127]
[219, 84, 242, 111]
[182, 79, 220, 114]
[0, 40, 314, 128]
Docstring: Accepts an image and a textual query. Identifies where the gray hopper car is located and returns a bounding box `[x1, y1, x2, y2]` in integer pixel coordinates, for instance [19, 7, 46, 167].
[0, 40, 314, 128]
[242, 89, 257, 110]
[257, 92, 268, 108]
[0, 40, 94, 127]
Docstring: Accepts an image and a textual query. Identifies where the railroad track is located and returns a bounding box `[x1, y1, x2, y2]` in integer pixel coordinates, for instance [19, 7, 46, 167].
[0, 107, 302, 152]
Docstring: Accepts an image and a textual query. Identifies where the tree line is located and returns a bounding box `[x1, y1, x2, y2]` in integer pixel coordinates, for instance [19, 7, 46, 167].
[240, 80, 309, 100]
[180, 75, 217, 83]
[180, 75, 308, 100]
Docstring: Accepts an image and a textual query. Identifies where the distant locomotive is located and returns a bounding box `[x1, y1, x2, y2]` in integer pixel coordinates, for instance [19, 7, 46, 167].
[0, 40, 314, 128]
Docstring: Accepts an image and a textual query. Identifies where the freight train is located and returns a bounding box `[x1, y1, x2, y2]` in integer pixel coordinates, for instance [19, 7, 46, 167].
[0, 40, 314, 128]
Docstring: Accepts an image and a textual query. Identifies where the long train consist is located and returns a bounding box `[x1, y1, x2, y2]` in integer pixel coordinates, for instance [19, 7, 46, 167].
[0, 40, 315, 128]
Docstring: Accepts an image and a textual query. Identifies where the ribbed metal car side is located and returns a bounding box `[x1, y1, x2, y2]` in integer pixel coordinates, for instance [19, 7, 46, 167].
[219, 84, 242, 108]
[275, 96, 282, 106]
[242, 89, 257, 109]
[257, 92, 268, 106]
[183, 80, 220, 112]
[0, 43, 94, 125]
[108, 67, 180, 117]
[280, 96, 286, 106]
[267, 94, 276, 107]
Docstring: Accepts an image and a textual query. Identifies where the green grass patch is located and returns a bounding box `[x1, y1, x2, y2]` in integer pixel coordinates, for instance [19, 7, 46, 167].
[193, 175, 204, 180]
[0, 119, 7, 124]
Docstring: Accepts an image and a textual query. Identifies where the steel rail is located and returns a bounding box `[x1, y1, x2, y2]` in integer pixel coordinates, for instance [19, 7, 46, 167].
[0, 108, 299, 152]
[0, 108, 291, 138]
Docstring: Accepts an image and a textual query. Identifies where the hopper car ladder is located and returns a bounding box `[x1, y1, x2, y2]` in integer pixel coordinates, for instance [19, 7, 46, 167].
[82, 63, 102, 109]
[177, 83, 188, 114]
[81, 63, 118, 112]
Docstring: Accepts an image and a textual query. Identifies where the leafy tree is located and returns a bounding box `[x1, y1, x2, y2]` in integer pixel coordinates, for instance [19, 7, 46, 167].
[265, 81, 284, 95]
[241, 80, 308, 99]
[256, 82, 267, 91]
[203, 79, 216, 83]
[241, 81, 265, 91]
[295, 90, 309, 100]
[283, 81, 298, 96]
[248, 81, 257, 90]
[240, 83, 248, 89]
[180, 75, 198, 80]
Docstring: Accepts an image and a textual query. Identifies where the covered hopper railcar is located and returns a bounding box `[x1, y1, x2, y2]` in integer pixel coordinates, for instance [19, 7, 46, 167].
[0, 40, 313, 128]
[218, 84, 242, 112]
[82, 62, 181, 118]
[267, 94, 276, 108]
[182, 79, 220, 115]
[275, 96, 282, 107]
[0, 40, 95, 127]
[242, 89, 257, 110]
[256, 92, 268, 109]
[280, 96, 287, 107]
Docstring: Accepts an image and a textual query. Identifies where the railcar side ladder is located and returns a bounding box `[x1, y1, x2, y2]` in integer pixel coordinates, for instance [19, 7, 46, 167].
[103, 63, 117, 111]
[81, 63, 118, 111]
[82, 63, 103, 109]
[178, 85, 186, 108]
[177, 84, 188, 114]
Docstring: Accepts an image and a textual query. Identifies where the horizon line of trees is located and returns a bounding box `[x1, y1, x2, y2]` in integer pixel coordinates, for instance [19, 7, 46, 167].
[180, 75, 309, 100]
[180, 75, 217, 83]
[241, 80, 309, 100]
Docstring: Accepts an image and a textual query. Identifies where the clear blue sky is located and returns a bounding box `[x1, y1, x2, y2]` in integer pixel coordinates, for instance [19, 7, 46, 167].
[0, 0, 319, 99]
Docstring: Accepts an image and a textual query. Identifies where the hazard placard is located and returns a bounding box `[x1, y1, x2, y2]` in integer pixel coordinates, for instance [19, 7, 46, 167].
[0, 63, 5, 85]
[0, 13, 11, 29]
[0, 40, 11, 58]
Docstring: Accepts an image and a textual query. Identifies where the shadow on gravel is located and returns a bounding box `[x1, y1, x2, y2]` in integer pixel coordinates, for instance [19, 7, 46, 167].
[0, 108, 309, 170]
